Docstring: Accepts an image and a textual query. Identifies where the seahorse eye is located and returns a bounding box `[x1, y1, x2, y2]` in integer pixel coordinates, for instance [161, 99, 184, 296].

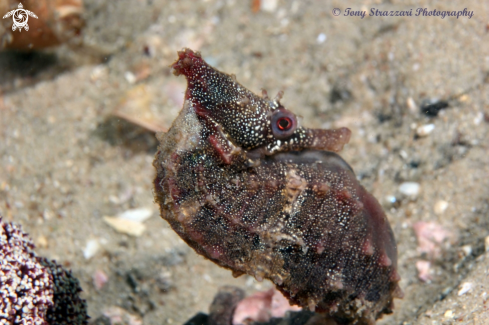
[271, 107, 297, 139]
[277, 117, 292, 130]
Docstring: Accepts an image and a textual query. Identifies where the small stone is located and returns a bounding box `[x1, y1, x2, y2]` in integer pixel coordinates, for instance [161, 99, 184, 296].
[93, 270, 109, 290]
[458, 282, 473, 296]
[42, 209, 53, 220]
[399, 182, 420, 196]
[260, 0, 278, 12]
[433, 200, 448, 215]
[384, 195, 397, 207]
[444, 310, 453, 318]
[316, 33, 327, 44]
[460, 245, 472, 258]
[90, 65, 108, 81]
[103, 306, 142, 325]
[83, 239, 100, 260]
[156, 271, 173, 292]
[124, 71, 137, 84]
[416, 124, 435, 137]
[485, 236, 489, 252]
[413, 221, 452, 258]
[407, 97, 417, 113]
[416, 260, 431, 282]
[36, 235, 48, 248]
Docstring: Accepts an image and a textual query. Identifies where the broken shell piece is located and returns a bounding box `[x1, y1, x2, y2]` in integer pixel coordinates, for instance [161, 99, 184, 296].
[260, 0, 279, 12]
[83, 238, 100, 260]
[118, 207, 153, 223]
[130, 62, 152, 83]
[444, 310, 454, 319]
[112, 82, 183, 133]
[1, 0, 84, 50]
[36, 235, 48, 248]
[103, 208, 153, 237]
[103, 306, 142, 325]
[112, 84, 165, 133]
[406, 97, 417, 113]
[103, 216, 146, 237]
[416, 260, 432, 282]
[399, 182, 420, 197]
[457, 282, 473, 296]
[433, 200, 448, 215]
[232, 288, 301, 325]
[416, 124, 435, 137]
[413, 221, 453, 258]
[93, 269, 109, 290]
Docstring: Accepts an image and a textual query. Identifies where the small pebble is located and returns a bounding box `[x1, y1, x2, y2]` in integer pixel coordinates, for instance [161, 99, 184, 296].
[124, 71, 137, 84]
[83, 239, 100, 260]
[416, 124, 435, 137]
[474, 112, 483, 125]
[203, 273, 213, 283]
[433, 200, 448, 215]
[461, 245, 472, 257]
[399, 182, 420, 196]
[457, 282, 473, 296]
[444, 310, 453, 318]
[42, 209, 53, 220]
[385, 195, 397, 205]
[407, 97, 417, 113]
[93, 270, 109, 290]
[90, 65, 108, 81]
[316, 33, 326, 44]
[413, 221, 451, 258]
[485, 236, 489, 252]
[416, 260, 431, 282]
[103, 306, 142, 325]
[36, 235, 48, 248]
[260, 0, 278, 12]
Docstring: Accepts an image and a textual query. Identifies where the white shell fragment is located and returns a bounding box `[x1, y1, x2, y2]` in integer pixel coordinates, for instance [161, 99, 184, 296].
[124, 71, 137, 84]
[316, 33, 327, 44]
[457, 282, 473, 296]
[407, 97, 417, 113]
[103, 216, 146, 237]
[83, 239, 100, 260]
[444, 310, 454, 319]
[118, 208, 153, 222]
[399, 182, 420, 196]
[433, 200, 449, 215]
[416, 124, 435, 137]
[103, 208, 154, 237]
[260, 0, 278, 12]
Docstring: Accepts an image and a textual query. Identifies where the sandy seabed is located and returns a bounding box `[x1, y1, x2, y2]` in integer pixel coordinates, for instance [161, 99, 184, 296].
[1, 1, 489, 324]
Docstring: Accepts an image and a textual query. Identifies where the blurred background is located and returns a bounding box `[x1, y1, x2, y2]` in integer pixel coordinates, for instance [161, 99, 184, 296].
[1, 0, 488, 324]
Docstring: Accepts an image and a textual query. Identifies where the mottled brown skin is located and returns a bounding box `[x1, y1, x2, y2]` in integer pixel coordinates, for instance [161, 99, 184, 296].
[154, 49, 402, 324]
